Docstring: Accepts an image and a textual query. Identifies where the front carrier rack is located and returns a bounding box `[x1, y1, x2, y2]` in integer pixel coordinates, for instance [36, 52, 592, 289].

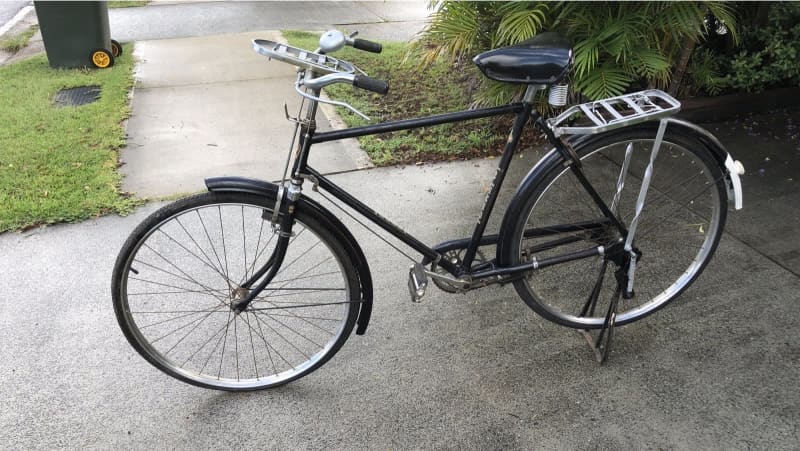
[548, 89, 681, 137]
[252, 39, 356, 75]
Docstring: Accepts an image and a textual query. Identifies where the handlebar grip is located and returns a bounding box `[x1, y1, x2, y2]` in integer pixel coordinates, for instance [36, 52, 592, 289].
[352, 38, 382, 53]
[353, 75, 389, 95]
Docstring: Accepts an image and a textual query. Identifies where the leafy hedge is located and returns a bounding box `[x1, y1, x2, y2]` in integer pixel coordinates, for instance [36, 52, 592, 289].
[413, 1, 738, 104]
[720, 2, 800, 92]
[416, 2, 800, 103]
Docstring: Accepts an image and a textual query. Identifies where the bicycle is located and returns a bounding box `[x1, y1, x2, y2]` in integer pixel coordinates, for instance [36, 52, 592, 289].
[112, 30, 745, 391]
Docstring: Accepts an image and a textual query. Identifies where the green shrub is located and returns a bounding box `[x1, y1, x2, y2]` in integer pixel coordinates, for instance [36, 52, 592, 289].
[413, 1, 737, 103]
[722, 2, 800, 92]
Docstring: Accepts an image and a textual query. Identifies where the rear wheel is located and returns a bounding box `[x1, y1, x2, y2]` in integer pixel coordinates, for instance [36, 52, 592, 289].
[505, 126, 728, 329]
[112, 191, 360, 390]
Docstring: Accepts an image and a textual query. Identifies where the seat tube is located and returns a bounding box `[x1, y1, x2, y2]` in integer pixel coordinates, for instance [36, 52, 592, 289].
[460, 86, 539, 269]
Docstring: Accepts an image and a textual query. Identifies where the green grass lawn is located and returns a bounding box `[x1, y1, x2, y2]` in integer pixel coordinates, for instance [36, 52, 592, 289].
[0, 46, 139, 232]
[283, 31, 511, 166]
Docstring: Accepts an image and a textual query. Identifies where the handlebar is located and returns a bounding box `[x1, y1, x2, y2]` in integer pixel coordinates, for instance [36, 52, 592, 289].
[319, 30, 383, 54]
[305, 30, 389, 94]
[353, 74, 389, 94]
[352, 38, 382, 54]
[301, 72, 389, 95]
[252, 30, 389, 119]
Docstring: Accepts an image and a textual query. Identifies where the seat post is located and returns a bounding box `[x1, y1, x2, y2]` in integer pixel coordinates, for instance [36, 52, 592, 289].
[523, 84, 544, 106]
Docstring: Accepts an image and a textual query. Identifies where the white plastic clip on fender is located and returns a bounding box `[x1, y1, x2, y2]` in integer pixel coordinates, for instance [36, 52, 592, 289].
[724, 154, 745, 210]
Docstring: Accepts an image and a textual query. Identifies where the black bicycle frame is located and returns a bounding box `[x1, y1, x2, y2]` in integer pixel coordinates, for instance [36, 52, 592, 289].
[234, 96, 625, 310]
[277, 96, 619, 281]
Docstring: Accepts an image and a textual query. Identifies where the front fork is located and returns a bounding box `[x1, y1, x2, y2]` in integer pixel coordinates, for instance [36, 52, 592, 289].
[234, 86, 319, 312]
[232, 180, 302, 312]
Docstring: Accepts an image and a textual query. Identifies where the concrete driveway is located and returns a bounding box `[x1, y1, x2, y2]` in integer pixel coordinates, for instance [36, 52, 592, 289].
[3, 124, 799, 448]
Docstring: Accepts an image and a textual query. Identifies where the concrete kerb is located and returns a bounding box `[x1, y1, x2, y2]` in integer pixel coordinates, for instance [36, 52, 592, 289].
[0, 6, 41, 66]
[0, 5, 33, 38]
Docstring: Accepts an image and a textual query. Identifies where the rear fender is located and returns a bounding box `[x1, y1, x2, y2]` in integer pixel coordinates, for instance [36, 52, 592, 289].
[205, 176, 374, 335]
[663, 118, 744, 210]
[569, 119, 744, 209]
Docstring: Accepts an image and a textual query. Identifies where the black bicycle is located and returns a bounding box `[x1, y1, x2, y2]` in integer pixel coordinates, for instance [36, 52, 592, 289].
[112, 30, 745, 391]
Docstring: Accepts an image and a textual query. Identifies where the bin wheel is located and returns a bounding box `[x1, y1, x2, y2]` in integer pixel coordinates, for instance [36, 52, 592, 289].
[110, 39, 122, 58]
[90, 48, 114, 69]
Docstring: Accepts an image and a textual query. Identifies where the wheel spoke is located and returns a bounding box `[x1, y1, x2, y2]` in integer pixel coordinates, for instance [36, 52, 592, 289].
[147, 303, 227, 346]
[249, 301, 358, 311]
[133, 256, 228, 303]
[198, 313, 235, 374]
[251, 310, 325, 348]
[175, 215, 225, 281]
[162, 305, 228, 356]
[128, 277, 227, 304]
[243, 313, 260, 380]
[155, 228, 234, 287]
[637, 174, 723, 238]
[247, 311, 304, 366]
[246, 216, 269, 284]
[241, 205, 248, 286]
[217, 206, 232, 294]
[196, 209, 232, 287]
[138, 310, 221, 329]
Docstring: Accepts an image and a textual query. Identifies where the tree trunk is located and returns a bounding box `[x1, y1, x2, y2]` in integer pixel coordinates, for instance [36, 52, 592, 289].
[668, 37, 697, 96]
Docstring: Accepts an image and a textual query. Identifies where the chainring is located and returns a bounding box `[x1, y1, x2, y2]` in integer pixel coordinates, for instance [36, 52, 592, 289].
[432, 248, 487, 293]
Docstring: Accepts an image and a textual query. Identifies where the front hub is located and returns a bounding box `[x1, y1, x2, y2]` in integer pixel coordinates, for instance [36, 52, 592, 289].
[231, 287, 250, 313]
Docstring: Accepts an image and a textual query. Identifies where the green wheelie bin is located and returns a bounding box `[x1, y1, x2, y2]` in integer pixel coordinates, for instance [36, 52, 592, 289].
[34, 1, 122, 69]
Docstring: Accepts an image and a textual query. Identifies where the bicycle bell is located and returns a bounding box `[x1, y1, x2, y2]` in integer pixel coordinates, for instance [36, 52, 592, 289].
[319, 30, 346, 53]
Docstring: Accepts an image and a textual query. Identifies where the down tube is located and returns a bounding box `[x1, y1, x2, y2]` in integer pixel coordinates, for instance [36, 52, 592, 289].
[303, 167, 461, 275]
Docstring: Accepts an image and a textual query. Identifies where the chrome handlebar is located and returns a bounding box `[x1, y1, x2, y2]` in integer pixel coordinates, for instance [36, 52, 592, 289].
[301, 72, 356, 90]
[253, 30, 388, 121]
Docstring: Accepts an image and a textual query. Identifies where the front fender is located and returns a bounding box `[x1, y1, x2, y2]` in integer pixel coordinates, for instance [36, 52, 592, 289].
[205, 176, 374, 335]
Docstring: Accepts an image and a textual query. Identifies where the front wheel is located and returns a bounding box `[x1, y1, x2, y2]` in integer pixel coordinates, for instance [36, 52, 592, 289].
[112, 192, 360, 390]
[504, 125, 728, 329]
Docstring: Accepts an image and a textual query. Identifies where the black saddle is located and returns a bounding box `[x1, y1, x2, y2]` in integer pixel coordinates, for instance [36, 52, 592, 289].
[472, 32, 572, 85]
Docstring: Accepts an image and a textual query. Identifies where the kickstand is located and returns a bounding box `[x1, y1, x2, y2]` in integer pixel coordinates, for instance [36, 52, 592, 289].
[579, 283, 621, 364]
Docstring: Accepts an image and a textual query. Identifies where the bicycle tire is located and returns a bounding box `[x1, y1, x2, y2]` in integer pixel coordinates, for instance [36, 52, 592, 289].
[112, 191, 360, 391]
[503, 124, 728, 329]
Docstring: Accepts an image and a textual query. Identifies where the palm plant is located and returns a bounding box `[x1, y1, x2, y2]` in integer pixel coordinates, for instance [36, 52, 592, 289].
[413, 1, 737, 103]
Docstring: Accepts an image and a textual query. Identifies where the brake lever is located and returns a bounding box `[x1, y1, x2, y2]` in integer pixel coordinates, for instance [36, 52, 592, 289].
[293, 83, 370, 121]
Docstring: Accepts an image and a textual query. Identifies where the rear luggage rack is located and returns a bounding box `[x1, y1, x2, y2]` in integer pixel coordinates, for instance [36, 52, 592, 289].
[548, 89, 681, 137]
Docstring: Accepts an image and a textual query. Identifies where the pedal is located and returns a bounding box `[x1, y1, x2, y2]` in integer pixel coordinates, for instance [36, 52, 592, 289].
[407, 263, 428, 303]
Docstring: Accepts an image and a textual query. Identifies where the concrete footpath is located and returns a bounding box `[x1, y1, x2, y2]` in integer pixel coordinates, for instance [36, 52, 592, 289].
[117, 2, 429, 197]
[1, 2, 799, 449]
[120, 30, 372, 197]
